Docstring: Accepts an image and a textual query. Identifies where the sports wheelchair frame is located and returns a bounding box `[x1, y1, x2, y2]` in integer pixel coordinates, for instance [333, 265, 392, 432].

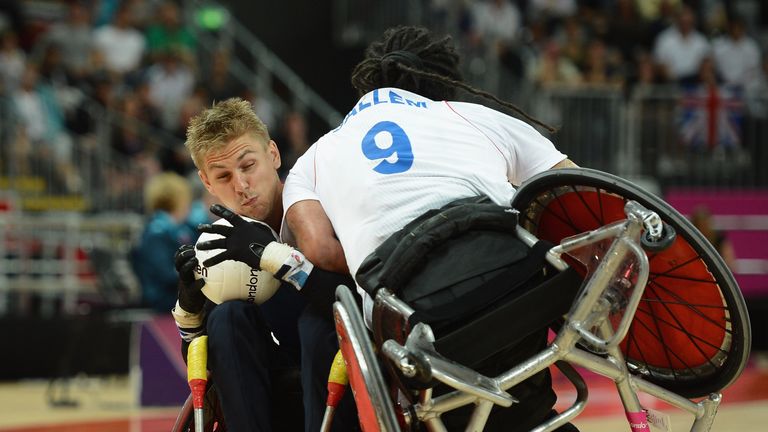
[172, 168, 751, 432]
[332, 168, 751, 432]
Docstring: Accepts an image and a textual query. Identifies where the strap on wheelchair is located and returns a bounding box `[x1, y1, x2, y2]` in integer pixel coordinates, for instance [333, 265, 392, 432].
[432, 266, 582, 368]
[407, 240, 553, 326]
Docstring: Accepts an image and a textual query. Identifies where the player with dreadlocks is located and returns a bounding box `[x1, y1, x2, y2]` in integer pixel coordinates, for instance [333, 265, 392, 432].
[199, 25, 579, 431]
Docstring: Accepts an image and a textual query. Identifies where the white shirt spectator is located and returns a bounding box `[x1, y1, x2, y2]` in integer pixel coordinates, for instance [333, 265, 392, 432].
[93, 25, 145, 74]
[146, 58, 195, 130]
[471, 0, 522, 45]
[653, 25, 711, 80]
[713, 34, 762, 88]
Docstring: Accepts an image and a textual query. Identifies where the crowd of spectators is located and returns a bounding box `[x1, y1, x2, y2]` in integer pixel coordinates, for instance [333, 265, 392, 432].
[447, 0, 766, 98]
[0, 0, 292, 211]
[1, 0, 766, 209]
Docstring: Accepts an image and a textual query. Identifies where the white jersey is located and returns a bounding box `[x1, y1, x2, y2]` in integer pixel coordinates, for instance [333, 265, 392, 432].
[283, 88, 566, 320]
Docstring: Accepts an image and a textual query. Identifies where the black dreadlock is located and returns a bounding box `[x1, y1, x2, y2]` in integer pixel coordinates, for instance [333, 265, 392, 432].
[350, 25, 555, 133]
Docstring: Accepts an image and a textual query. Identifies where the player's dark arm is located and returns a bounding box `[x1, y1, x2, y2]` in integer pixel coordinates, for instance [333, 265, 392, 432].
[299, 267, 356, 318]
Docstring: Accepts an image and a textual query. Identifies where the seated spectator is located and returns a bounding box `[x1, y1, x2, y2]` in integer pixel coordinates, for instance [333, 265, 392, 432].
[202, 49, 243, 103]
[132, 172, 198, 313]
[12, 63, 80, 193]
[529, 0, 577, 27]
[528, 40, 583, 88]
[92, 3, 146, 78]
[33, 1, 92, 80]
[144, 1, 196, 62]
[582, 39, 625, 89]
[607, 0, 652, 64]
[0, 30, 25, 94]
[145, 46, 196, 131]
[469, 0, 524, 78]
[273, 110, 312, 179]
[652, 5, 711, 85]
[712, 16, 762, 90]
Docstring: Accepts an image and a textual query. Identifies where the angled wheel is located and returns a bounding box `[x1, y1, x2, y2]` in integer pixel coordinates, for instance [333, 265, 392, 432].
[334, 285, 401, 432]
[171, 384, 226, 432]
[512, 168, 751, 398]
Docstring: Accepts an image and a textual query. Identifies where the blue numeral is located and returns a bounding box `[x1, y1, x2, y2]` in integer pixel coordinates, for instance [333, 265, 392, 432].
[361, 121, 413, 174]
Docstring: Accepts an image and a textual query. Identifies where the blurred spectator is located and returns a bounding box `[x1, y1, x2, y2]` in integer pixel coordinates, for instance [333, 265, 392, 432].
[132, 75, 164, 129]
[132, 171, 198, 313]
[92, 0, 120, 28]
[144, 1, 196, 62]
[36, 43, 84, 116]
[274, 110, 311, 179]
[628, 49, 664, 93]
[244, 88, 278, 131]
[122, 0, 156, 31]
[469, 0, 524, 79]
[158, 83, 207, 175]
[607, 0, 652, 64]
[33, 2, 92, 80]
[186, 175, 218, 229]
[203, 49, 243, 103]
[12, 63, 80, 193]
[582, 38, 624, 89]
[712, 16, 762, 90]
[652, 6, 711, 84]
[145, 46, 195, 131]
[112, 92, 151, 158]
[529, 0, 577, 23]
[690, 206, 737, 271]
[92, 4, 146, 77]
[635, 0, 681, 24]
[554, 15, 588, 70]
[0, 30, 24, 94]
[528, 40, 582, 88]
[0, 0, 24, 38]
[66, 71, 117, 138]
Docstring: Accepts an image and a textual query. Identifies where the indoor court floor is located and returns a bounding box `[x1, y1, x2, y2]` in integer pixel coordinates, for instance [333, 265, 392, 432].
[0, 353, 766, 432]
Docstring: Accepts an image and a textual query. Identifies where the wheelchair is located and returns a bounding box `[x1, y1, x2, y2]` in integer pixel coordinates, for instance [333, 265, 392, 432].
[173, 168, 751, 432]
[332, 168, 751, 432]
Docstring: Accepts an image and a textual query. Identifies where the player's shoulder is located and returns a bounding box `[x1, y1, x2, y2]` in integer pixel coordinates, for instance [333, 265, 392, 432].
[445, 100, 540, 135]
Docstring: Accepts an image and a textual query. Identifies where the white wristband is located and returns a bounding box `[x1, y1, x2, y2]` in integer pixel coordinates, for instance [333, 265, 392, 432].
[171, 300, 204, 328]
[261, 241, 314, 290]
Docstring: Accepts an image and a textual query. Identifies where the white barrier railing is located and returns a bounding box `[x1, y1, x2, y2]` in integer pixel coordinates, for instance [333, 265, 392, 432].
[0, 212, 144, 317]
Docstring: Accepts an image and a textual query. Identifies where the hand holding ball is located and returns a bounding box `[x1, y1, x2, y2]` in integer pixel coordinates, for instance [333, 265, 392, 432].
[194, 218, 281, 305]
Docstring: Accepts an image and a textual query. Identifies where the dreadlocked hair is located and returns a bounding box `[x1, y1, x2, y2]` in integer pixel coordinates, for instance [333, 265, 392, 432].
[350, 25, 555, 133]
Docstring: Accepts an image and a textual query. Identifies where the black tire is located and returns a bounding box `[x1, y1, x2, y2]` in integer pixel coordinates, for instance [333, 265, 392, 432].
[512, 168, 751, 398]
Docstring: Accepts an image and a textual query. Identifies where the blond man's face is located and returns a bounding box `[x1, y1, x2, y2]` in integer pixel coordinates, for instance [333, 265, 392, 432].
[198, 133, 282, 222]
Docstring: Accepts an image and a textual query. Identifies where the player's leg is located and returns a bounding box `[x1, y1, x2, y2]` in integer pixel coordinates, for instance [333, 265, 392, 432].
[207, 300, 295, 432]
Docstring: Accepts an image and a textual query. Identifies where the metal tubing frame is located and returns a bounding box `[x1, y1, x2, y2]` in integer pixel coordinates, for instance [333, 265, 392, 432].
[384, 201, 722, 432]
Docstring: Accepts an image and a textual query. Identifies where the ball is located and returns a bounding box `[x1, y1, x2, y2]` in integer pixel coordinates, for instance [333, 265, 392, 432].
[194, 217, 281, 305]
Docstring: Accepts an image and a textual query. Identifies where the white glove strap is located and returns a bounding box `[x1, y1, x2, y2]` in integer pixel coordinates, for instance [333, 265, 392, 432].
[172, 300, 204, 328]
[261, 241, 314, 291]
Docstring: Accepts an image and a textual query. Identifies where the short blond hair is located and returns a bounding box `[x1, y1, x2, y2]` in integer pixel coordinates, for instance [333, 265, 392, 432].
[144, 172, 192, 213]
[185, 98, 270, 170]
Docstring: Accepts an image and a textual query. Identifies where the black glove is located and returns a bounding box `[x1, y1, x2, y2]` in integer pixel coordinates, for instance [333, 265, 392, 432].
[196, 204, 277, 269]
[175, 244, 206, 313]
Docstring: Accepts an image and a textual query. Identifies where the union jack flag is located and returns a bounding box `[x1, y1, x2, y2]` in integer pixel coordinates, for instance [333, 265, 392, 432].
[678, 85, 744, 150]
